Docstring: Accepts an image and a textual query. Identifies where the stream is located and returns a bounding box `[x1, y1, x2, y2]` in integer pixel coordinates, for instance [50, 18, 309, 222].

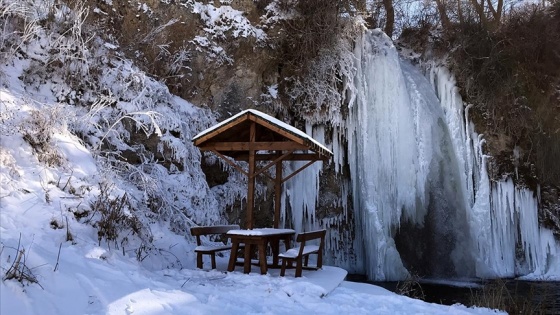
[347, 275, 560, 314]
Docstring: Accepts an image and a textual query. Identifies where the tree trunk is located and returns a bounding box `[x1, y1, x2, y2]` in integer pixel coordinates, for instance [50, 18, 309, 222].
[383, 0, 395, 37]
[470, 0, 489, 28]
[434, 0, 452, 30]
[457, 0, 464, 25]
[486, 0, 503, 26]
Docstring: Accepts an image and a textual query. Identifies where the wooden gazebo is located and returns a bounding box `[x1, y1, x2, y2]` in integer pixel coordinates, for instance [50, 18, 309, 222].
[192, 109, 333, 229]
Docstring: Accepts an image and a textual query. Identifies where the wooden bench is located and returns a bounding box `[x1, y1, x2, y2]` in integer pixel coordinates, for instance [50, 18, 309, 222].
[190, 225, 242, 270]
[279, 229, 326, 278]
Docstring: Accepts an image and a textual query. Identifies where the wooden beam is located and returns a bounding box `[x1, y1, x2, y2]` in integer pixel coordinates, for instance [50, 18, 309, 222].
[249, 114, 333, 159]
[234, 153, 329, 161]
[210, 150, 248, 177]
[282, 159, 318, 184]
[193, 113, 249, 146]
[246, 122, 256, 230]
[274, 151, 282, 229]
[256, 168, 274, 181]
[198, 142, 308, 151]
[251, 151, 294, 179]
[248, 115, 307, 146]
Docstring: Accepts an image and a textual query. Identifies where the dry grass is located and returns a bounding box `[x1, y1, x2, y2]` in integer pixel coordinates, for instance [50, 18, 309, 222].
[396, 274, 426, 300]
[470, 279, 547, 315]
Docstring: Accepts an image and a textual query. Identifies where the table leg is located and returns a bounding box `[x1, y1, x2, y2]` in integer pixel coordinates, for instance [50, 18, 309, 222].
[228, 240, 239, 272]
[243, 243, 252, 274]
[258, 240, 267, 275]
[271, 238, 280, 267]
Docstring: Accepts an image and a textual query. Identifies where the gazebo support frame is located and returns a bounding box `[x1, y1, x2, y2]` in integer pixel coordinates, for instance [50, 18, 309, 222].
[192, 110, 332, 229]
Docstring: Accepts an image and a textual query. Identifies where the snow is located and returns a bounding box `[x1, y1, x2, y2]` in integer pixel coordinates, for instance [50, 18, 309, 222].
[188, 2, 266, 41]
[0, 5, 501, 313]
[280, 245, 320, 258]
[227, 228, 295, 236]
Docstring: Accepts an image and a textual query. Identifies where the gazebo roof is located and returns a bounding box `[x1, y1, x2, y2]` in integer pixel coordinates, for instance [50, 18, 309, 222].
[193, 109, 333, 160]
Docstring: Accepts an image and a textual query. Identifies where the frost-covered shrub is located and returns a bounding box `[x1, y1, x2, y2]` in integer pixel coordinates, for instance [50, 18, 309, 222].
[2, 246, 40, 287]
[0, 0, 100, 104]
[0, 0, 41, 65]
[21, 107, 65, 166]
[89, 181, 150, 252]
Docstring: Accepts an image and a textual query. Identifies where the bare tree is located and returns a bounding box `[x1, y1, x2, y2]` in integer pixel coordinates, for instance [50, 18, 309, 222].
[468, 0, 503, 29]
[434, 0, 452, 30]
[486, 0, 504, 24]
[457, 0, 465, 24]
[383, 0, 395, 37]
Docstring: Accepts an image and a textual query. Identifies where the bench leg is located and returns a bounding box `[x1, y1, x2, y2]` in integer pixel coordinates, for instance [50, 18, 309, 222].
[295, 257, 303, 278]
[304, 255, 309, 267]
[196, 252, 203, 269]
[280, 258, 287, 277]
[317, 252, 323, 269]
[211, 253, 216, 269]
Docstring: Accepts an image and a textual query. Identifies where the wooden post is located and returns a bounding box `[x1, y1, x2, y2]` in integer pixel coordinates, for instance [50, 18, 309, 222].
[246, 122, 256, 229]
[274, 151, 282, 229]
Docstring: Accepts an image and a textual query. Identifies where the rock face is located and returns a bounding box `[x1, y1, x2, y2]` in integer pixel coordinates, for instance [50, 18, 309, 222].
[104, 0, 291, 229]
[90, 0, 280, 119]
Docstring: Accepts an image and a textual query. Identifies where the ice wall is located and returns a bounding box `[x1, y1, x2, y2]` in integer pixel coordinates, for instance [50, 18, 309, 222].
[343, 30, 479, 280]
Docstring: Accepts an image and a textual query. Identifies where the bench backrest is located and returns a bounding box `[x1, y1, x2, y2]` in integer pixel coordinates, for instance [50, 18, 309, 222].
[190, 225, 240, 246]
[295, 229, 326, 256]
[296, 229, 326, 243]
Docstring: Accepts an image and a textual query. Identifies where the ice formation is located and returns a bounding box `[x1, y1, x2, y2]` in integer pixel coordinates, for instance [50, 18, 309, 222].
[280, 29, 559, 281]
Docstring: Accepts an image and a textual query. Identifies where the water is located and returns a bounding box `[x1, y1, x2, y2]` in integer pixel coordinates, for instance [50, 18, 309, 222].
[347, 275, 560, 314]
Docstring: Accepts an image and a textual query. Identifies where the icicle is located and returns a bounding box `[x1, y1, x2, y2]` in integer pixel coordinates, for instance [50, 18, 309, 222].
[281, 29, 559, 280]
[428, 62, 560, 280]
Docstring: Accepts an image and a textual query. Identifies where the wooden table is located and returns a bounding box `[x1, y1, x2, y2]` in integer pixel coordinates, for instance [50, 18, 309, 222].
[227, 228, 295, 275]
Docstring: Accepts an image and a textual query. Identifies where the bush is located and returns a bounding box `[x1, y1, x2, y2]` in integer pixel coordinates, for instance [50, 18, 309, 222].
[89, 182, 143, 251]
[470, 279, 547, 314]
[396, 273, 425, 300]
[21, 108, 64, 167]
[277, 0, 342, 76]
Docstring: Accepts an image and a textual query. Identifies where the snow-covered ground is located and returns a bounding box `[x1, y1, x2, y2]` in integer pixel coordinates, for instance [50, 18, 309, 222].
[0, 152, 501, 315]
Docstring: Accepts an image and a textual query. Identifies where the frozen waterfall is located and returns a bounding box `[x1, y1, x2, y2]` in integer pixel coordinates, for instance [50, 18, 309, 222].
[281, 29, 559, 281]
[345, 30, 476, 280]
